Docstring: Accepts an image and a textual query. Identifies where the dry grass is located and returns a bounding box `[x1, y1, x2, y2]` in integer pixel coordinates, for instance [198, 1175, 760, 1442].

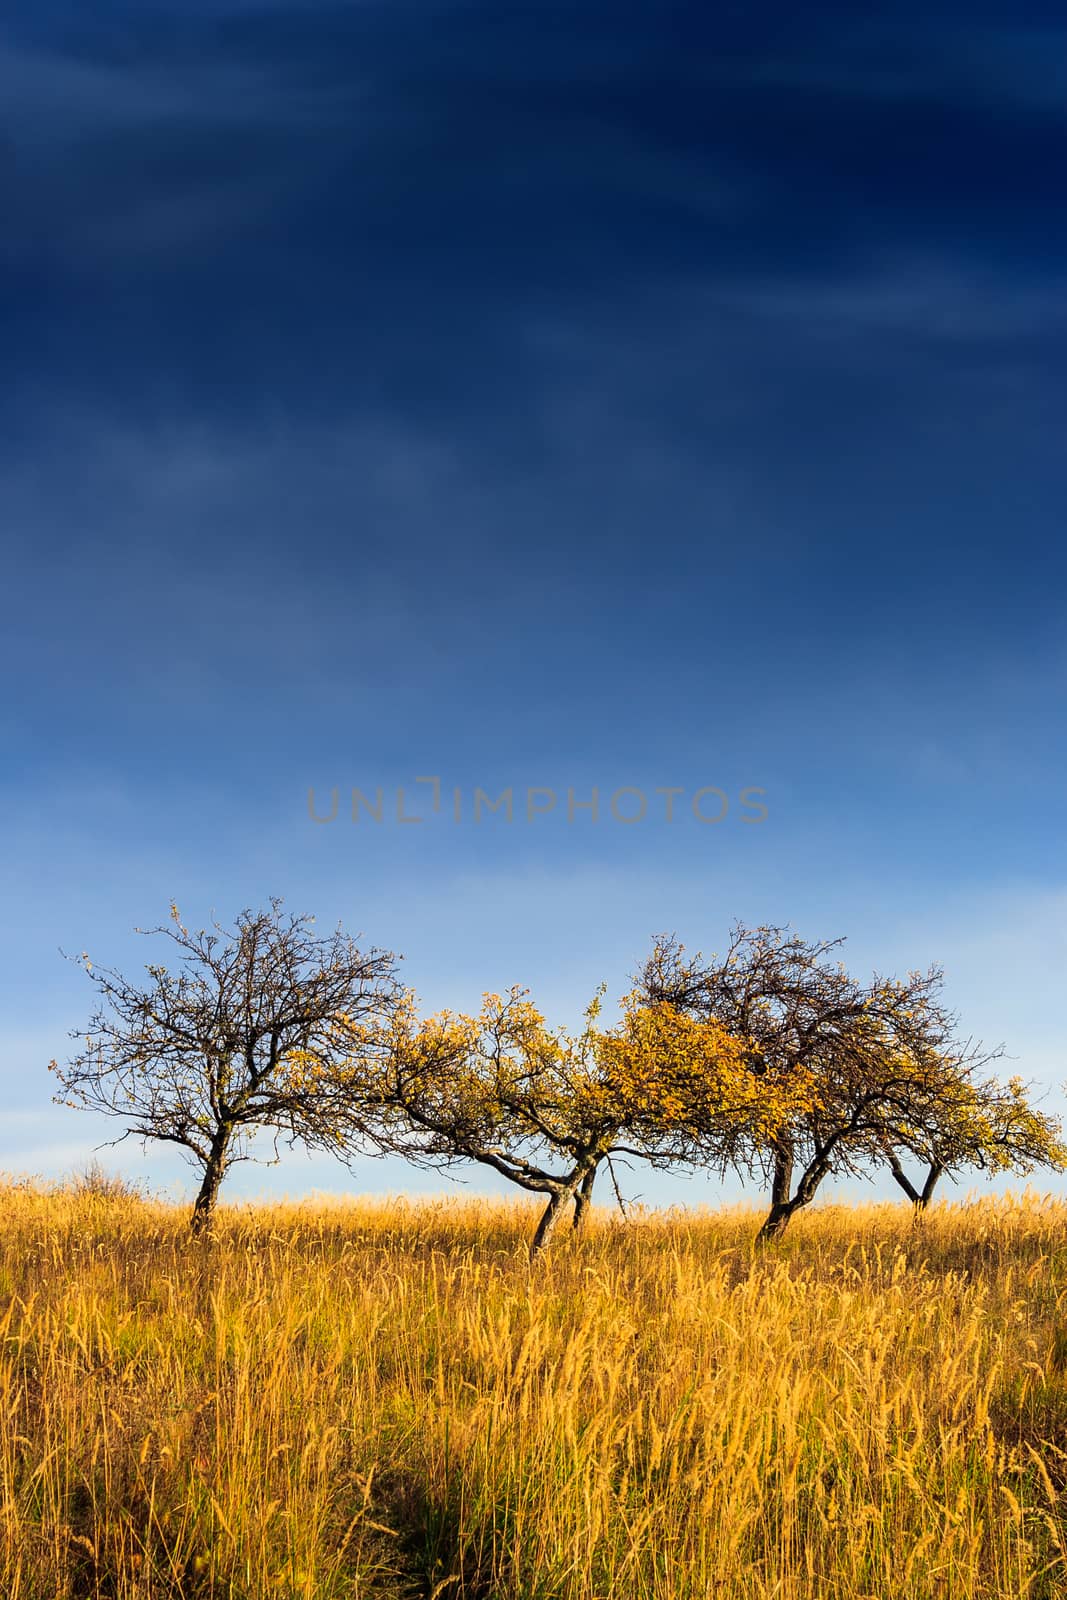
[3, 1182, 1067, 1598]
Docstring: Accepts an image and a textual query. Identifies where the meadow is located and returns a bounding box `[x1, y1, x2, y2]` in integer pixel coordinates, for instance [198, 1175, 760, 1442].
[3, 1181, 1067, 1599]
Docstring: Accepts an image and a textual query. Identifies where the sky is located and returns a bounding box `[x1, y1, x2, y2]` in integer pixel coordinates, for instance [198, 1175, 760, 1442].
[2, 0, 1066, 1211]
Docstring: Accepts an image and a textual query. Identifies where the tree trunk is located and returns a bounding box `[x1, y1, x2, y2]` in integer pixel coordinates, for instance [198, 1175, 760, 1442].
[757, 1146, 829, 1244]
[757, 1137, 796, 1240]
[770, 1136, 793, 1208]
[572, 1166, 597, 1233]
[917, 1162, 944, 1211]
[190, 1126, 231, 1235]
[756, 1199, 797, 1243]
[888, 1157, 921, 1205]
[530, 1186, 574, 1259]
[889, 1157, 943, 1212]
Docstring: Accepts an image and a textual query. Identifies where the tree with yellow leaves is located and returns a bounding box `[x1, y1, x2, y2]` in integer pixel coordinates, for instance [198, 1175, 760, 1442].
[876, 1068, 1067, 1209]
[345, 984, 803, 1256]
[50, 901, 404, 1232]
[636, 924, 1059, 1240]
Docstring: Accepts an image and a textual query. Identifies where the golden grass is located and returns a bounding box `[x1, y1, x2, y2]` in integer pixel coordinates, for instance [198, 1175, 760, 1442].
[3, 1183, 1067, 1598]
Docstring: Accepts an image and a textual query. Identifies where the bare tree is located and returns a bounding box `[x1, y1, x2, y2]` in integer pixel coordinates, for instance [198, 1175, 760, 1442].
[50, 901, 403, 1232]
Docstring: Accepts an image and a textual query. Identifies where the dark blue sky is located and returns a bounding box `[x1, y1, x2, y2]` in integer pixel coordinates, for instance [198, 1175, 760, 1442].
[3, 1, 1066, 1203]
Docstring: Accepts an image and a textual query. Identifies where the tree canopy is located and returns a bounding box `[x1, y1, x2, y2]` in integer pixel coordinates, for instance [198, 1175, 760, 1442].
[637, 924, 1065, 1239]
[51, 901, 403, 1230]
[879, 1068, 1067, 1208]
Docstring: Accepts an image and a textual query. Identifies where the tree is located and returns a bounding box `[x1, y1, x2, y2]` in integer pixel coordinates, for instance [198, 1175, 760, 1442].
[50, 901, 403, 1232]
[637, 924, 1015, 1242]
[353, 985, 795, 1256]
[879, 1071, 1067, 1209]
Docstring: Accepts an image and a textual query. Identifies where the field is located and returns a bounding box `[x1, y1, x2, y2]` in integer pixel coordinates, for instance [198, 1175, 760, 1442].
[3, 1183, 1067, 1599]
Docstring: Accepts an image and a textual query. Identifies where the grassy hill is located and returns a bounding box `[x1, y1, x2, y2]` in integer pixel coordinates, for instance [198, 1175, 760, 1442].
[2, 1182, 1066, 1598]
